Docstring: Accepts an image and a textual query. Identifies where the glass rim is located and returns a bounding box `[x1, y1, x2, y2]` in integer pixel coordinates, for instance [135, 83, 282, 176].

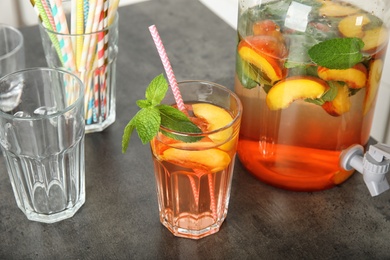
[39, 12, 119, 37]
[159, 80, 243, 136]
[0, 24, 24, 61]
[0, 67, 85, 121]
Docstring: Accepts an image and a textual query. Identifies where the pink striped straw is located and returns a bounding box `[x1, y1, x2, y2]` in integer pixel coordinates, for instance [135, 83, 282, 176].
[148, 25, 186, 112]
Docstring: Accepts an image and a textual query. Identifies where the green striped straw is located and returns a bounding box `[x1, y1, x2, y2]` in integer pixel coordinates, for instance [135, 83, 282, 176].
[34, 0, 64, 66]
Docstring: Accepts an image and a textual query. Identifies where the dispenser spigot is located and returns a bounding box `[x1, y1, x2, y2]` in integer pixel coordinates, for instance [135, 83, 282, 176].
[340, 143, 390, 197]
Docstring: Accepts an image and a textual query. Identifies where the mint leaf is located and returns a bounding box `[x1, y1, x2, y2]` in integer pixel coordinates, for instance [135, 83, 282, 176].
[122, 75, 203, 153]
[136, 99, 151, 108]
[134, 107, 161, 144]
[122, 107, 161, 152]
[304, 80, 339, 106]
[122, 118, 136, 153]
[321, 81, 339, 102]
[158, 104, 202, 142]
[145, 73, 168, 106]
[308, 38, 364, 69]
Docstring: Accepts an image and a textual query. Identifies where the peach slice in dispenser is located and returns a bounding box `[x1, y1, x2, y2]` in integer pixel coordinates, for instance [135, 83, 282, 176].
[361, 27, 389, 53]
[266, 76, 327, 110]
[363, 59, 383, 115]
[319, 1, 359, 17]
[338, 14, 370, 38]
[317, 63, 367, 89]
[238, 35, 287, 84]
[322, 82, 351, 116]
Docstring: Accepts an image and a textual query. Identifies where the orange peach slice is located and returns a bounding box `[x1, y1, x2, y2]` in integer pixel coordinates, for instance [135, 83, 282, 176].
[322, 83, 351, 116]
[238, 36, 286, 84]
[192, 103, 235, 151]
[362, 27, 389, 53]
[266, 76, 328, 110]
[319, 1, 359, 17]
[317, 63, 367, 89]
[338, 14, 370, 38]
[253, 20, 284, 42]
[363, 59, 383, 115]
[161, 148, 231, 173]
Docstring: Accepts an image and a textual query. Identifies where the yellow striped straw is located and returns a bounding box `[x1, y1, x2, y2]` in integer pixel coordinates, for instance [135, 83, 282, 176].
[108, 0, 119, 26]
[79, 0, 98, 72]
[75, 0, 84, 71]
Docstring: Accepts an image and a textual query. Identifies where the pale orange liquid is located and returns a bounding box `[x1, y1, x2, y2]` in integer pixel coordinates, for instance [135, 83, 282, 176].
[150, 103, 239, 239]
[235, 75, 374, 191]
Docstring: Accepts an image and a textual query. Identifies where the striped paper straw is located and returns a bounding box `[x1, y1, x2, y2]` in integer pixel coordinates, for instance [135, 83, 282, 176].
[148, 25, 186, 112]
[79, 0, 98, 72]
[75, 0, 84, 70]
[41, 0, 56, 30]
[208, 173, 217, 220]
[85, 73, 94, 124]
[94, 68, 101, 121]
[71, 0, 77, 50]
[50, 0, 76, 70]
[101, 0, 109, 119]
[96, 12, 105, 68]
[86, 0, 104, 71]
[34, 0, 63, 65]
[83, 0, 89, 27]
[107, 0, 119, 26]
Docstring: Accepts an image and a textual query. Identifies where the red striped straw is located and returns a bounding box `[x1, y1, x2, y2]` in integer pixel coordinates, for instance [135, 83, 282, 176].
[148, 25, 186, 112]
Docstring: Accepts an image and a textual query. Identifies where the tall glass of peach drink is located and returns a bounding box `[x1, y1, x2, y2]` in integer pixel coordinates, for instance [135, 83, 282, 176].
[235, 0, 390, 191]
[151, 80, 242, 239]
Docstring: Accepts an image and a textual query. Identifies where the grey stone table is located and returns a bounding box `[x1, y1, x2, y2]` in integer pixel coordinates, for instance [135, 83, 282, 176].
[1, 0, 390, 259]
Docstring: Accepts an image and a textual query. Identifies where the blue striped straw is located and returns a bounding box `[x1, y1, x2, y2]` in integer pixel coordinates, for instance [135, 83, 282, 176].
[84, 0, 89, 27]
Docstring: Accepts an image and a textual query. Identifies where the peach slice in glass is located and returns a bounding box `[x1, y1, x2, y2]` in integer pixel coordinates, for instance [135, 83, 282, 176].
[192, 103, 235, 151]
[161, 148, 231, 173]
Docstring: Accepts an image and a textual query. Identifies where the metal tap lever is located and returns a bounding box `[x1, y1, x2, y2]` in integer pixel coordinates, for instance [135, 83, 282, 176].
[340, 143, 390, 197]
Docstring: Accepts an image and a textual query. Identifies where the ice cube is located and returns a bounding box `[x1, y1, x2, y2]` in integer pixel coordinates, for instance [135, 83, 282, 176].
[0, 82, 23, 112]
[34, 106, 58, 116]
[13, 111, 31, 118]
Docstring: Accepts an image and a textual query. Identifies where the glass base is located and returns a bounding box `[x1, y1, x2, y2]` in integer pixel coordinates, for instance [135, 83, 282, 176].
[160, 211, 225, 239]
[85, 112, 116, 133]
[17, 195, 85, 223]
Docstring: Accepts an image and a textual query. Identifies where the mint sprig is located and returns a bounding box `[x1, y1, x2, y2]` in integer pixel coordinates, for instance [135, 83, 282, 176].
[122, 74, 202, 153]
[308, 37, 365, 69]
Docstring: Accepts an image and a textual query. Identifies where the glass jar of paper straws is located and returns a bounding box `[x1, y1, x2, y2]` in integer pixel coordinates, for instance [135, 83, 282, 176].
[33, 0, 119, 133]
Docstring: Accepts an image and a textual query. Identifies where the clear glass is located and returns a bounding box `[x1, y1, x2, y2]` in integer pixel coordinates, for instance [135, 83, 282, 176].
[150, 81, 242, 239]
[235, 0, 390, 191]
[38, 11, 119, 133]
[0, 68, 85, 223]
[0, 24, 25, 77]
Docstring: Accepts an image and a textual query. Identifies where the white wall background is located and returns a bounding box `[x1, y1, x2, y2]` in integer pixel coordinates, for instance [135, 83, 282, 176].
[2, 0, 390, 144]
[0, 0, 148, 27]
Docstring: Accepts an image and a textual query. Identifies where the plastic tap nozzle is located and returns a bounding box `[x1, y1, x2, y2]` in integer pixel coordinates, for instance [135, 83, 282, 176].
[340, 143, 390, 197]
